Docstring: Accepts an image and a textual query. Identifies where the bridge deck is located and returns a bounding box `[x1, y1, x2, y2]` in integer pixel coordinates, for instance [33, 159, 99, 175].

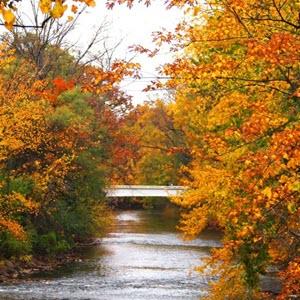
[104, 185, 187, 197]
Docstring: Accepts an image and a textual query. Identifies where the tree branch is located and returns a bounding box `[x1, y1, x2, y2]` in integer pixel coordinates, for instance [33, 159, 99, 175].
[0, 15, 51, 29]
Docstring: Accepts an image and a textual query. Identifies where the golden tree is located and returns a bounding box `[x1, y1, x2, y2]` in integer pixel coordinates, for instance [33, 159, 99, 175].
[155, 0, 300, 298]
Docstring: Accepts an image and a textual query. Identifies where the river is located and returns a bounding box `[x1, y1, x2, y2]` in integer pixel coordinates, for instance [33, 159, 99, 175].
[0, 209, 222, 300]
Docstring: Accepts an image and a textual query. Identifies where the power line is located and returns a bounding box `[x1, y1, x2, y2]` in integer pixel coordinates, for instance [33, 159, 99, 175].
[122, 89, 175, 92]
[122, 76, 171, 81]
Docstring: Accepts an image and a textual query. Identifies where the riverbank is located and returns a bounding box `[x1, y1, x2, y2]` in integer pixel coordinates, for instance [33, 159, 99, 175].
[0, 242, 100, 283]
[0, 256, 74, 283]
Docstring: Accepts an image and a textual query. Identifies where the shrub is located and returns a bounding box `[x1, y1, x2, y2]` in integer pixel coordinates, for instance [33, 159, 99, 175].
[32, 231, 71, 256]
[0, 231, 31, 259]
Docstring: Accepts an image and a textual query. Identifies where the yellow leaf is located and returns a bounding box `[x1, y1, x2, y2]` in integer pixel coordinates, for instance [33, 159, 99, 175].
[84, 0, 96, 7]
[193, 6, 200, 16]
[283, 153, 289, 160]
[245, 160, 251, 166]
[39, 0, 52, 14]
[287, 202, 296, 214]
[262, 187, 272, 199]
[2, 9, 15, 30]
[51, 0, 67, 18]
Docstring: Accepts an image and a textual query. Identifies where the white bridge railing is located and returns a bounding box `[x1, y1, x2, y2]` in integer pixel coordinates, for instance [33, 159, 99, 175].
[104, 185, 187, 197]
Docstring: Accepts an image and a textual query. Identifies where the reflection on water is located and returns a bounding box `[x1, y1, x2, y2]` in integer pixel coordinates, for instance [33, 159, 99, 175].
[0, 209, 222, 300]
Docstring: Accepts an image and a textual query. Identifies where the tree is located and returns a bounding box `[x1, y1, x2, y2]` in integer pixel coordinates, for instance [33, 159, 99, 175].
[155, 0, 300, 298]
[0, 39, 132, 258]
[0, 0, 96, 30]
[0, 0, 120, 80]
[110, 100, 189, 185]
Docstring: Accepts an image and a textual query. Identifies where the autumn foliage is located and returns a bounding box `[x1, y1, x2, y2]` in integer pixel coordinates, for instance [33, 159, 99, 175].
[0, 0, 299, 298]
[148, 0, 300, 298]
[0, 33, 137, 258]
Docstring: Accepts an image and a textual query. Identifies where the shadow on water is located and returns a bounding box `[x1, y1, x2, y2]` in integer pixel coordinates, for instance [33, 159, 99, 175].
[0, 207, 222, 300]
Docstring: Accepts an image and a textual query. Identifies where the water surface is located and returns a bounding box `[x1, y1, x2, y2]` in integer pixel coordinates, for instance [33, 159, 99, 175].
[0, 209, 222, 300]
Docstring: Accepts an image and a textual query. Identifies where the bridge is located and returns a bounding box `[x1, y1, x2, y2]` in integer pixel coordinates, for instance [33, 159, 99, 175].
[104, 185, 187, 197]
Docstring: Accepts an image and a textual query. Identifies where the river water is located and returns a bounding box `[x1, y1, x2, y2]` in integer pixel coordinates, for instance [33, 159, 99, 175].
[0, 209, 222, 300]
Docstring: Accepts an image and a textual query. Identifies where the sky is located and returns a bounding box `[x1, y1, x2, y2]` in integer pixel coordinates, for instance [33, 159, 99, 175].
[66, 2, 184, 104]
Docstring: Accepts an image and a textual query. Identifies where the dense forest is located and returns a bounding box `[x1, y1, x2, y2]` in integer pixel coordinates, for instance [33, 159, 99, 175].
[0, 0, 299, 299]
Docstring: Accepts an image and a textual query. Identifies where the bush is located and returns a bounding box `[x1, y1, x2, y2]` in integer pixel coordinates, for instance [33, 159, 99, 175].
[32, 231, 71, 256]
[0, 231, 31, 259]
